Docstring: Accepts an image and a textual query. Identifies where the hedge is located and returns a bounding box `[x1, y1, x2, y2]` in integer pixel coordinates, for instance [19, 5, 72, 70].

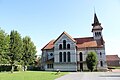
[0, 65, 18, 72]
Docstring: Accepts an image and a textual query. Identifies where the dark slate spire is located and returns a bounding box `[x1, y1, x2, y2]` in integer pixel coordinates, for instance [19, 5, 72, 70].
[92, 13, 101, 26]
[91, 13, 103, 32]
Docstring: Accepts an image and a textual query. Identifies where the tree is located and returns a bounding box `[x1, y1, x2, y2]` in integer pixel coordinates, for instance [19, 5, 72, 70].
[22, 36, 37, 71]
[0, 28, 10, 64]
[86, 51, 97, 72]
[8, 30, 23, 73]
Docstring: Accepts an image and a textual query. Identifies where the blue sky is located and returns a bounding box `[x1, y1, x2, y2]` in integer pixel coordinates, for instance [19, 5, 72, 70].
[0, 0, 120, 57]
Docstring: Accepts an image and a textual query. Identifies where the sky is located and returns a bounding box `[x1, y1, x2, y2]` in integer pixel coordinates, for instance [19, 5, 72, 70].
[0, 0, 120, 57]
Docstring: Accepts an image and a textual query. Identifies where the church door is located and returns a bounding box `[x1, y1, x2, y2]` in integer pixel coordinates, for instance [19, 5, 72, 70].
[80, 52, 83, 71]
[80, 63, 83, 71]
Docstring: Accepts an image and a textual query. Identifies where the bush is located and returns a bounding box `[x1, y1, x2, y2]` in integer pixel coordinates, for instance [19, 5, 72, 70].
[86, 51, 97, 72]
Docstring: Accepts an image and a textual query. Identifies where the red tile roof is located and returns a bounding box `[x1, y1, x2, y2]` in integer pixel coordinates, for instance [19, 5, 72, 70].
[41, 32, 104, 50]
[106, 55, 120, 61]
[74, 37, 103, 49]
[41, 39, 55, 50]
[74, 37, 94, 44]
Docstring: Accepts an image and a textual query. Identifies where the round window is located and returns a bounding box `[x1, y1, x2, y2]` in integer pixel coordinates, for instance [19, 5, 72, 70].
[50, 53, 53, 56]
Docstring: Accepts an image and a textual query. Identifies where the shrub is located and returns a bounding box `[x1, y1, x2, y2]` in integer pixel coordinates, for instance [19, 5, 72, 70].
[0, 64, 20, 72]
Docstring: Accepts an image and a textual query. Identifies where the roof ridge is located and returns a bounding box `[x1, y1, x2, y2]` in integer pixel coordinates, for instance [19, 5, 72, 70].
[54, 31, 75, 43]
[74, 37, 93, 39]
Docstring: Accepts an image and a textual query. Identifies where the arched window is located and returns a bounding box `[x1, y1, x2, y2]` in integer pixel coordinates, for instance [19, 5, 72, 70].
[100, 61, 103, 67]
[79, 52, 83, 61]
[100, 52, 102, 58]
[67, 52, 71, 62]
[99, 32, 101, 36]
[59, 52, 62, 62]
[63, 52, 66, 62]
[63, 40, 66, 49]
[95, 32, 97, 37]
[97, 32, 99, 36]
[59, 44, 62, 50]
[67, 44, 70, 49]
[95, 32, 98, 37]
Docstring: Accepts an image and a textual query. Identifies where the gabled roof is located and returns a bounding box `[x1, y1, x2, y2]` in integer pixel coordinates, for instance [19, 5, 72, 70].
[41, 32, 104, 50]
[74, 37, 103, 48]
[106, 55, 120, 61]
[54, 31, 76, 43]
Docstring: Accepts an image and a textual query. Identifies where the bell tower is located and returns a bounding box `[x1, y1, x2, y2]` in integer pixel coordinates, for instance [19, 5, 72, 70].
[92, 13, 103, 40]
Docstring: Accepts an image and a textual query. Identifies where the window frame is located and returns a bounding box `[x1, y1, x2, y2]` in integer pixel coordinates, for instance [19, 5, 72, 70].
[63, 40, 66, 49]
[63, 52, 66, 62]
[59, 44, 62, 50]
[59, 52, 62, 62]
[67, 52, 71, 62]
[67, 44, 70, 49]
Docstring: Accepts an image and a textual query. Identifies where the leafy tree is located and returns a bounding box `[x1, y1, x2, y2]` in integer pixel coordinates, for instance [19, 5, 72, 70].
[86, 51, 97, 72]
[22, 36, 37, 71]
[8, 30, 23, 73]
[0, 28, 10, 64]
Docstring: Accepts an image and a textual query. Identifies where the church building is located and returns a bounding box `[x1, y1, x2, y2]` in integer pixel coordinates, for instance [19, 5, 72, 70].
[41, 13, 107, 71]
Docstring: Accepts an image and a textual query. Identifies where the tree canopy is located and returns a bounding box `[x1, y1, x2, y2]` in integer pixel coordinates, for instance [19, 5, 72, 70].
[8, 30, 23, 73]
[0, 28, 37, 72]
[0, 28, 10, 64]
[22, 36, 37, 71]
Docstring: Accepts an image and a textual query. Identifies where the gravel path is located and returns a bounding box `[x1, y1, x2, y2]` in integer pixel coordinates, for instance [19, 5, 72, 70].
[55, 72, 120, 80]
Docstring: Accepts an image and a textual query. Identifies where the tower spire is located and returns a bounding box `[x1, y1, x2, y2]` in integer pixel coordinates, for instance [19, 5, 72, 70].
[91, 12, 103, 40]
[92, 13, 101, 26]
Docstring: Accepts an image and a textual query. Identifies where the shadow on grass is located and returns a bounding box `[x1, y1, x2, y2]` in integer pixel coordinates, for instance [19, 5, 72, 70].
[51, 72, 60, 75]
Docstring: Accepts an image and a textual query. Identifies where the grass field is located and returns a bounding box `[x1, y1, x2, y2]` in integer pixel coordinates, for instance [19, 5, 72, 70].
[0, 71, 68, 80]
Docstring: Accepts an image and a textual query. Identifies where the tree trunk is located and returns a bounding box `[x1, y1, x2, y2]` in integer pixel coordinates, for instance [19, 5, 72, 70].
[91, 69, 93, 72]
[96, 62, 98, 71]
[11, 64, 14, 73]
[23, 65, 26, 71]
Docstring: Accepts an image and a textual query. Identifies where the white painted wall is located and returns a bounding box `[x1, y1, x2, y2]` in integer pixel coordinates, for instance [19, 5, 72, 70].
[54, 34, 76, 63]
[53, 34, 77, 71]
[54, 63, 77, 71]
[76, 48, 107, 70]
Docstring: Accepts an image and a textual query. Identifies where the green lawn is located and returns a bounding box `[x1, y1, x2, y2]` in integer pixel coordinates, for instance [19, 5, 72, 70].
[0, 71, 68, 80]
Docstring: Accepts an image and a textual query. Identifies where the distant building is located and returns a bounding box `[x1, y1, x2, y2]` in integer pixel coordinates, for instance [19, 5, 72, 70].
[41, 13, 107, 71]
[106, 55, 120, 66]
